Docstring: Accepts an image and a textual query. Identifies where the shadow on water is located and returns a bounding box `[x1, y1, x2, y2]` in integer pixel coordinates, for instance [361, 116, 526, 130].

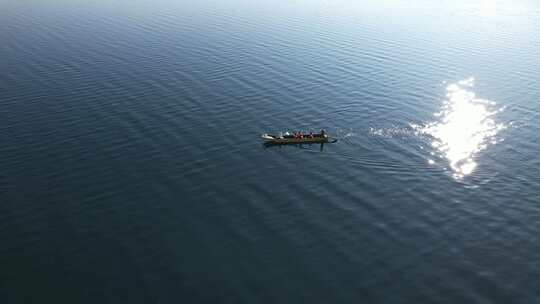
[263, 142, 329, 151]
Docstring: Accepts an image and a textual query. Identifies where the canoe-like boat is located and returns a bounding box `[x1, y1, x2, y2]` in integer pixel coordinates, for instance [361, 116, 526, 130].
[261, 132, 335, 145]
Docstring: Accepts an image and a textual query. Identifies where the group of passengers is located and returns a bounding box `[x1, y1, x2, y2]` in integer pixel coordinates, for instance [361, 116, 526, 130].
[292, 129, 325, 139]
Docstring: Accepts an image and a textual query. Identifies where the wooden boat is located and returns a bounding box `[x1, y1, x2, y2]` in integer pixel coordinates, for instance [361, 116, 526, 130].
[261, 132, 336, 145]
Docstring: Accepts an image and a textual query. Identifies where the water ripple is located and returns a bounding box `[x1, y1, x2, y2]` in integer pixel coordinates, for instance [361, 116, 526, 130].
[415, 78, 506, 179]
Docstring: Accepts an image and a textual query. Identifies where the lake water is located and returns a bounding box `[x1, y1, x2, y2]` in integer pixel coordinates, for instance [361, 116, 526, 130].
[2, 0, 540, 303]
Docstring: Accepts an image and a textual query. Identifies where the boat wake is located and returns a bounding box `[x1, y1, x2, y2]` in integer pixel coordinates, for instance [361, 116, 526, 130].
[368, 126, 417, 138]
[332, 128, 356, 144]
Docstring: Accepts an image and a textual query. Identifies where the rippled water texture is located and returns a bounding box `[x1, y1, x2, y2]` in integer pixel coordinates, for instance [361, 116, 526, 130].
[2, 0, 540, 303]
[417, 79, 506, 179]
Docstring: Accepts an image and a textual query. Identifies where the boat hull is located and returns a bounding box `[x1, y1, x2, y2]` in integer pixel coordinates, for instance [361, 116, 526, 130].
[261, 134, 334, 145]
[264, 137, 329, 144]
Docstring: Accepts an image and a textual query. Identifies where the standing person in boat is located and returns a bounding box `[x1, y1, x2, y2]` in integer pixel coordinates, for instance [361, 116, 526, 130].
[320, 129, 325, 137]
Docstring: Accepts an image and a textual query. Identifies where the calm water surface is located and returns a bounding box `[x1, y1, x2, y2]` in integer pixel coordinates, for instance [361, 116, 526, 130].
[2, 0, 540, 303]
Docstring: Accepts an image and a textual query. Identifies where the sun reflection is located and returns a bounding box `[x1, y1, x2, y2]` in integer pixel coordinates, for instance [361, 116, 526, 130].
[418, 78, 505, 179]
[478, 0, 498, 18]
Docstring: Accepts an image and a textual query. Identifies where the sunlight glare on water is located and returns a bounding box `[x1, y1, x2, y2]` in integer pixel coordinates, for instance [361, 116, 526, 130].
[420, 78, 506, 179]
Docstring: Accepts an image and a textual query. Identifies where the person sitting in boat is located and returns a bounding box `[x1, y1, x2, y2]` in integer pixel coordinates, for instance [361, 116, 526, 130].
[309, 131, 314, 138]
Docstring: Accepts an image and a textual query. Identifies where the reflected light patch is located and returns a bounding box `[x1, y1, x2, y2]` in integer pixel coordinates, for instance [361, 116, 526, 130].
[419, 78, 505, 179]
[478, 0, 498, 18]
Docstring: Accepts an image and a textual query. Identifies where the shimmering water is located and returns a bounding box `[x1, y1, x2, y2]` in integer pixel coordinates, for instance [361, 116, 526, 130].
[415, 78, 507, 179]
[2, 0, 540, 303]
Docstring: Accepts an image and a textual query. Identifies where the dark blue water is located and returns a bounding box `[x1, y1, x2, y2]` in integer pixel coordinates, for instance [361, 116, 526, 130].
[2, 0, 540, 303]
